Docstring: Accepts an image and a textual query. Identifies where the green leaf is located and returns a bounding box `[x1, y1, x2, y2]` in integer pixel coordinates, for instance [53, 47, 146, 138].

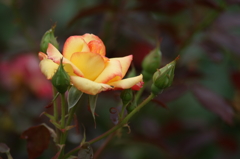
[78, 143, 93, 159]
[88, 95, 98, 128]
[68, 86, 83, 111]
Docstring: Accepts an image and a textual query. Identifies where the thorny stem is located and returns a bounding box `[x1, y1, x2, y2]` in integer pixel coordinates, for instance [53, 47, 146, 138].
[119, 103, 128, 120]
[53, 87, 58, 124]
[62, 103, 79, 144]
[63, 93, 155, 159]
[52, 86, 61, 144]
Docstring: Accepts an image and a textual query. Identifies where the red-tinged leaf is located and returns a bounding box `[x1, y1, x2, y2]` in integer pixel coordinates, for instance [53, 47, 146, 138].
[21, 125, 51, 159]
[190, 84, 234, 124]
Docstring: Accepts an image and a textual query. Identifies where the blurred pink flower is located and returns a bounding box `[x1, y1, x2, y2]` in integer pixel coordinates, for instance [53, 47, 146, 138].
[0, 53, 52, 99]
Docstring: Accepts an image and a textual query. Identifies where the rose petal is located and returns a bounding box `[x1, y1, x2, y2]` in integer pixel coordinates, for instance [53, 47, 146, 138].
[39, 59, 59, 79]
[131, 81, 144, 90]
[70, 52, 106, 81]
[44, 44, 84, 77]
[88, 40, 105, 56]
[82, 33, 106, 56]
[52, 57, 84, 77]
[108, 74, 143, 90]
[110, 55, 133, 77]
[62, 36, 90, 60]
[38, 52, 47, 60]
[63, 63, 76, 76]
[46, 43, 62, 62]
[94, 60, 122, 83]
[71, 76, 113, 95]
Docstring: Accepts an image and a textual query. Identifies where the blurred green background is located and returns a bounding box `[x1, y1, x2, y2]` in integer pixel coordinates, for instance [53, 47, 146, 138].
[0, 0, 240, 158]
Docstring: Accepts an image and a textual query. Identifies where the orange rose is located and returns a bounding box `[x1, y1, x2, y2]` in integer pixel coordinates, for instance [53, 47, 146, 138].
[39, 33, 143, 95]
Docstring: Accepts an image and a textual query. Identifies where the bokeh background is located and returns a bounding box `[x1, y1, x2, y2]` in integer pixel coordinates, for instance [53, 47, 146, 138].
[0, 0, 240, 158]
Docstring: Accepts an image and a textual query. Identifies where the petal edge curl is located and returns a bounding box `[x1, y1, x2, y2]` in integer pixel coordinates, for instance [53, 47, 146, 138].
[108, 74, 143, 90]
[81, 33, 106, 56]
[94, 60, 122, 83]
[110, 55, 132, 77]
[63, 36, 90, 60]
[71, 76, 113, 95]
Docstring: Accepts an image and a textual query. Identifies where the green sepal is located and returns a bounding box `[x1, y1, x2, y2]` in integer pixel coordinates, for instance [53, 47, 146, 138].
[51, 58, 70, 94]
[80, 125, 86, 146]
[40, 24, 59, 53]
[88, 94, 98, 128]
[67, 86, 83, 111]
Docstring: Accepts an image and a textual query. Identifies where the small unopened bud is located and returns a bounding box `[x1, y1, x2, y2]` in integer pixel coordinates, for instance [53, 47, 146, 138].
[51, 58, 70, 94]
[126, 100, 137, 113]
[40, 24, 59, 53]
[142, 43, 162, 82]
[120, 89, 133, 106]
[151, 56, 178, 95]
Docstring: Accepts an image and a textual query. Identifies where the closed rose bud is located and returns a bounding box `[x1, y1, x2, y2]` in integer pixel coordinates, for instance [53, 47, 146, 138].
[142, 43, 161, 82]
[51, 58, 70, 94]
[151, 57, 178, 95]
[120, 89, 133, 106]
[40, 25, 59, 53]
[126, 100, 137, 113]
